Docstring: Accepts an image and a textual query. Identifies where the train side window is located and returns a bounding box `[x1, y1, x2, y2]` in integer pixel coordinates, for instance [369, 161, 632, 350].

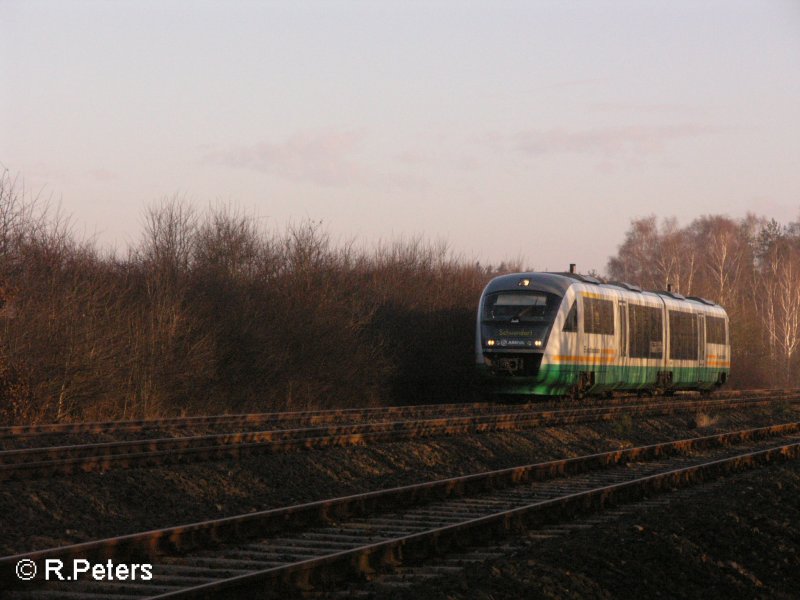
[706, 316, 726, 344]
[563, 301, 578, 332]
[669, 310, 698, 360]
[583, 297, 614, 335]
[629, 304, 663, 359]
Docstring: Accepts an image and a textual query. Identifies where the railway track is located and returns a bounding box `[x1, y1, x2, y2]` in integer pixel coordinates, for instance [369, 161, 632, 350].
[2, 389, 796, 441]
[1, 393, 798, 481]
[3, 421, 800, 598]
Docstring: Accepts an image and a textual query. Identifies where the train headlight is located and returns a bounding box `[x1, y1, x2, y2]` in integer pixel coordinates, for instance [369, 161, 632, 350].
[486, 339, 496, 347]
[534, 340, 543, 347]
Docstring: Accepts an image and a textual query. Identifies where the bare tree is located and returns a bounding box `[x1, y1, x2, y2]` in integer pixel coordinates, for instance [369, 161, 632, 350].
[607, 216, 659, 288]
[653, 218, 697, 294]
[758, 240, 800, 384]
[690, 216, 747, 307]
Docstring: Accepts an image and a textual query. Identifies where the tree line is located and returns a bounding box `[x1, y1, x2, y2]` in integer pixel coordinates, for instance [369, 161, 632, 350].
[608, 214, 800, 387]
[0, 175, 497, 424]
[1, 171, 798, 424]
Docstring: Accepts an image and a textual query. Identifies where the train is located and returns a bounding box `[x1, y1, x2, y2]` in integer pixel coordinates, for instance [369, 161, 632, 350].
[475, 269, 730, 397]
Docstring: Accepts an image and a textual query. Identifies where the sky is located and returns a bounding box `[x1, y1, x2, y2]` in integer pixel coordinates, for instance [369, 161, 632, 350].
[2, 0, 799, 273]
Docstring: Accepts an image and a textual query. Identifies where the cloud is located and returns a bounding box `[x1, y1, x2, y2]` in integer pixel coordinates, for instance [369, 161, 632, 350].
[394, 149, 479, 172]
[85, 168, 119, 181]
[589, 102, 705, 115]
[205, 131, 365, 187]
[510, 124, 719, 157]
[530, 78, 606, 92]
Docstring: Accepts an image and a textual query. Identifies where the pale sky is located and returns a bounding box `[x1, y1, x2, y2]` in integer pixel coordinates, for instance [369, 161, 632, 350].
[2, 1, 799, 273]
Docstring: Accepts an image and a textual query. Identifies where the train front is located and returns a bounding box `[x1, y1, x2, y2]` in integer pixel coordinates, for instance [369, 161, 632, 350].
[475, 274, 565, 394]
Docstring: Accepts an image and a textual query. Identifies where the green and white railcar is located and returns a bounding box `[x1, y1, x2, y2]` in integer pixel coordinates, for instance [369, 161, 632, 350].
[476, 272, 730, 397]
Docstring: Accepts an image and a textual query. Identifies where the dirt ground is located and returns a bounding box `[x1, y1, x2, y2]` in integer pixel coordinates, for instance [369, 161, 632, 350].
[2, 402, 799, 599]
[371, 461, 800, 599]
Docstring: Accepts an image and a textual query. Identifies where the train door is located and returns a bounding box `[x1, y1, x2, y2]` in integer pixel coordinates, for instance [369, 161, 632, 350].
[697, 313, 706, 369]
[579, 293, 615, 393]
[618, 300, 628, 388]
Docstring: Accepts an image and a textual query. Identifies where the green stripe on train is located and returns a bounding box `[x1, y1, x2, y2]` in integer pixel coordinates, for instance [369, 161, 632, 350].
[478, 363, 730, 395]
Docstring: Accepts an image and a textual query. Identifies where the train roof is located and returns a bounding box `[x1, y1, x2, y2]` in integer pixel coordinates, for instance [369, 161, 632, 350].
[483, 272, 724, 309]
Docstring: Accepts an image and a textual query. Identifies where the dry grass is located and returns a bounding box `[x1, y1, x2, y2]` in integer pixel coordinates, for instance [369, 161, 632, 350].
[688, 412, 719, 429]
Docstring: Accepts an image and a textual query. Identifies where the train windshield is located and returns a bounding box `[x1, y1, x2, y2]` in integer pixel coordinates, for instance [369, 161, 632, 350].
[482, 292, 561, 323]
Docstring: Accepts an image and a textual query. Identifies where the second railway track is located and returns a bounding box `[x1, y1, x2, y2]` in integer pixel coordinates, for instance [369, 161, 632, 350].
[3, 388, 795, 441]
[4, 421, 800, 598]
[1, 393, 798, 481]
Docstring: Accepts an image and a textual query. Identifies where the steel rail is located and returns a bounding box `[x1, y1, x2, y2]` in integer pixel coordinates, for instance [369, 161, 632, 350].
[3, 388, 797, 440]
[0, 401, 497, 438]
[0, 395, 796, 482]
[6, 394, 794, 462]
[152, 441, 800, 600]
[3, 421, 800, 597]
